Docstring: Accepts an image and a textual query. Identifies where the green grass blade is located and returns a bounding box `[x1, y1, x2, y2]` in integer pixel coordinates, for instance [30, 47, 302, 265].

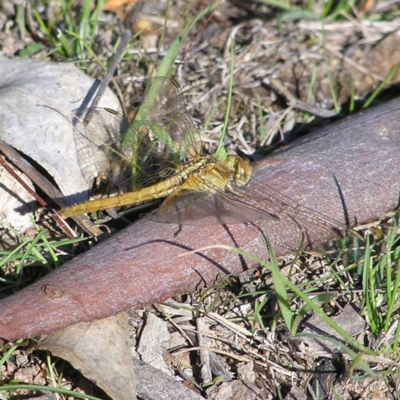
[215, 37, 235, 160]
[363, 65, 400, 109]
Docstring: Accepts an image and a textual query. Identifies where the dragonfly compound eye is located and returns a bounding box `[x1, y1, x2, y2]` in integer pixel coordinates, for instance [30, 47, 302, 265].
[226, 155, 252, 186]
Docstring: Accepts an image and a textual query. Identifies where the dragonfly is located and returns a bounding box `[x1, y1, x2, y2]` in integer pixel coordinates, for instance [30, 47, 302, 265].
[59, 77, 360, 250]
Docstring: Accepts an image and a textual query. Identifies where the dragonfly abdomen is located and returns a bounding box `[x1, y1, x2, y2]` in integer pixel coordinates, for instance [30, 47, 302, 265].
[59, 174, 184, 218]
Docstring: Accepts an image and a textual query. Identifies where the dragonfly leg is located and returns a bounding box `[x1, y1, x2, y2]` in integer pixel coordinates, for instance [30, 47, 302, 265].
[173, 224, 183, 238]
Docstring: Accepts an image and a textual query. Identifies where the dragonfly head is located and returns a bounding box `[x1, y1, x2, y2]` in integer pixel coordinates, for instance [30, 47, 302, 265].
[226, 155, 252, 186]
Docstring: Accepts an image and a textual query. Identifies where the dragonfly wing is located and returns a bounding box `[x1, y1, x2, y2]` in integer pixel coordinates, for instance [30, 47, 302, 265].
[132, 77, 202, 162]
[72, 108, 134, 192]
[231, 176, 358, 250]
[148, 172, 358, 252]
[71, 77, 200, 197]
[148, 186, 279, 226]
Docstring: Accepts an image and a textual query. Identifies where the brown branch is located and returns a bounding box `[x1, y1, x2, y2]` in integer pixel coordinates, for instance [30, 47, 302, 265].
[0, 97, 399, 342]
[0, 140, 103, 237]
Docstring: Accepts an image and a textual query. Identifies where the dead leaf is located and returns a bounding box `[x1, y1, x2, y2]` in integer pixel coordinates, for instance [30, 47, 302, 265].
[134, 358, 205, 400]
[137, 312, 172, 376]
[0, 55, 121, 215]
[38, 312, 136, 400]
[301, 303, 367, 353]
[0, 157, 36, 241]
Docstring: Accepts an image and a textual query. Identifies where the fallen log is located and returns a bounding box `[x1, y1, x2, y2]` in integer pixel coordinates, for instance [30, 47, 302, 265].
[1, 98, 399, 342]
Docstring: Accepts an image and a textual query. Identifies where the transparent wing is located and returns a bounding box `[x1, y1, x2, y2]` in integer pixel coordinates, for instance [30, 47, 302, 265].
[72, 108, 132, 193]
[148, 165, 358, 252]
[71, 77, 202, 195]
[132, 77, 202, 160]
